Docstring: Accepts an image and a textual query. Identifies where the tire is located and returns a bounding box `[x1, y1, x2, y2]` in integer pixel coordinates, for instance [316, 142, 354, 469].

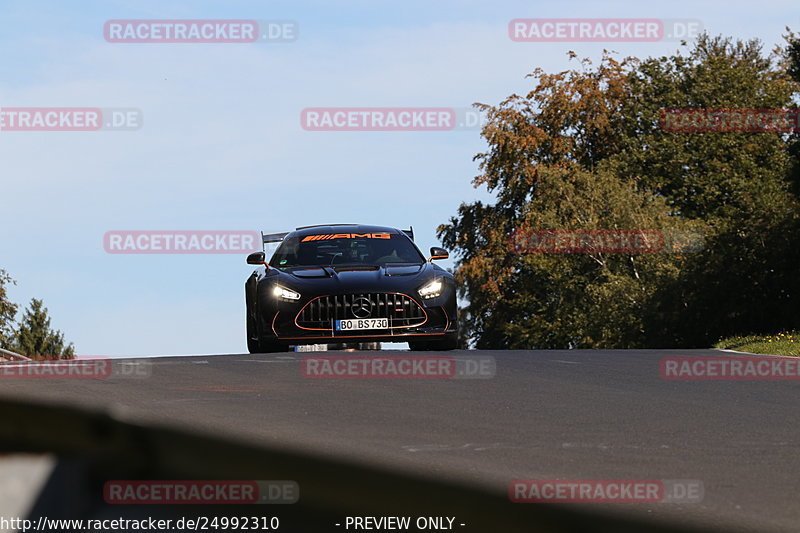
[410, 336, 458, 351]
[258, 340, 290, 353]
[247, 337, 261, 354]
[427, 335, 458, 351]
[247, 313, 288, 353]
[246, 313, 260, 354]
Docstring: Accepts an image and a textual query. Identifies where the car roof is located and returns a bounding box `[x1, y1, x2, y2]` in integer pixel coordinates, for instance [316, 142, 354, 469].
[290, 224, 401, 237]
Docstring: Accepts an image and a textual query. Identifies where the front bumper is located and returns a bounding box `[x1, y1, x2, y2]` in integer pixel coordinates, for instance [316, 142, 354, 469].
[258, 291, 457, 345]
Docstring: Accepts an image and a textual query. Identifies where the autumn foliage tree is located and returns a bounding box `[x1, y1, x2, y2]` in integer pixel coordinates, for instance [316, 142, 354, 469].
[440, 34, 800, 348]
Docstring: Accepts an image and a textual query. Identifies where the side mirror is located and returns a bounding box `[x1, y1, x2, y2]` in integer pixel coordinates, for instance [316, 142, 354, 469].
[247, 251, 268, 266]
[429, 247, 449, 261]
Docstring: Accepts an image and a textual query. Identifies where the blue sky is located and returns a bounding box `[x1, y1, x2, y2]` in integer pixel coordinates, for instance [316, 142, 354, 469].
[1, 0, 797, 356]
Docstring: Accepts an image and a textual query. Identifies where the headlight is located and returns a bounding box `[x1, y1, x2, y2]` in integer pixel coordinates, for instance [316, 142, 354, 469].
[272, 285, 301, 301]
[418, 279, 443, 299]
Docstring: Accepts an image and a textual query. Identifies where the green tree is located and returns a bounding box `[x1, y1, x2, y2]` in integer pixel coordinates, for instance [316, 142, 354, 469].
[440, 34, 800, 349]
[10, 298, 75, 359]
[440, 165, 699, 349]
[609, 35, 796, 221]
[608, 34, 800, 345]
[0, 270, 18, 349]
[786, 29, 800, 83]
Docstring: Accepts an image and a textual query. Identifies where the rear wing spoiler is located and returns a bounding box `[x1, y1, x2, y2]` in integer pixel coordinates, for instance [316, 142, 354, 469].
[261, 232, 288, 252]
[262, 232, 289, 243]
[402, 227, 414, 241]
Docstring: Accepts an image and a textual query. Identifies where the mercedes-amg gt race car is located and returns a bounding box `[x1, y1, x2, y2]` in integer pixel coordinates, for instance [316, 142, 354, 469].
[245, 224, 459, 352]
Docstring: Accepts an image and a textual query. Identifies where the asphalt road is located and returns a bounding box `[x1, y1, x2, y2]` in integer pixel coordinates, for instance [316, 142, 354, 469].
[1, 349, 798, 532]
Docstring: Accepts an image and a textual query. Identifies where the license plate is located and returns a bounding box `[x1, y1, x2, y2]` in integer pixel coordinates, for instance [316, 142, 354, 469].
[294, 344, 328, 352]
[335, 318, 388, 331]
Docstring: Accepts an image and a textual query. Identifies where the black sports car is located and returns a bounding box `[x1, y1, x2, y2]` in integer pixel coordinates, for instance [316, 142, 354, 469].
[245, 224, 459, 353]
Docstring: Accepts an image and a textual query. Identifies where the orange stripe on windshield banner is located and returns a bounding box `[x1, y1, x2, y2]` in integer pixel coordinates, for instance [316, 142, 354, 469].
[300, 233, 392, 242]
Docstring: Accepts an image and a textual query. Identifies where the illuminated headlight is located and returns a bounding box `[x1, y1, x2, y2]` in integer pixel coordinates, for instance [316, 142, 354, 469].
[418, 279, 443, 300]
[272, 285, 301, 301]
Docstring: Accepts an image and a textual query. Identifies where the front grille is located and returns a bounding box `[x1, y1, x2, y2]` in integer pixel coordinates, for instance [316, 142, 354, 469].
[296, 293, 426, 330]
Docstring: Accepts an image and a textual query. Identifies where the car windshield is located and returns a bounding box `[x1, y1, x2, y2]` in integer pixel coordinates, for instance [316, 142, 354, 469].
[270, 232, 425, 267]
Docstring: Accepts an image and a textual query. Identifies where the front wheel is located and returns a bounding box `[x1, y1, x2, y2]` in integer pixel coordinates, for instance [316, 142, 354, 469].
[247, 337, 261, 354]
[246, 313, 260, 354]
[247, 314, 288, 353]
[258, 340, 290, 353]
[409, 335, 458, 351]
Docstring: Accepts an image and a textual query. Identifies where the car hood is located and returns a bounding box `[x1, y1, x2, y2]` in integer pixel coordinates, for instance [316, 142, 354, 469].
[274, 263, 441, 294]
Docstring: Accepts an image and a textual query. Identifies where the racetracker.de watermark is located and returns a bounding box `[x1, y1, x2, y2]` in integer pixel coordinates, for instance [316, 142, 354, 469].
[301, 355, 495, 379]
[509, 18, 702, 42]
[0, 107, 142, 131]
[103, 231, 261, 254]
[660, 108, 800, 133]
[510, 229, 705, 254]
[509, 479, 703, 503]
[104, 480, 298, 504]
[661, 356, 800, 380]
[0, 359, 151, 379]
[300, 107, 488, 131]
[104, 20, 297, 43]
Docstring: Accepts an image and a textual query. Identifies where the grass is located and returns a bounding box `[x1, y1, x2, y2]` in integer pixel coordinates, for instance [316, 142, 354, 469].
[714, 331, 800, 357]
